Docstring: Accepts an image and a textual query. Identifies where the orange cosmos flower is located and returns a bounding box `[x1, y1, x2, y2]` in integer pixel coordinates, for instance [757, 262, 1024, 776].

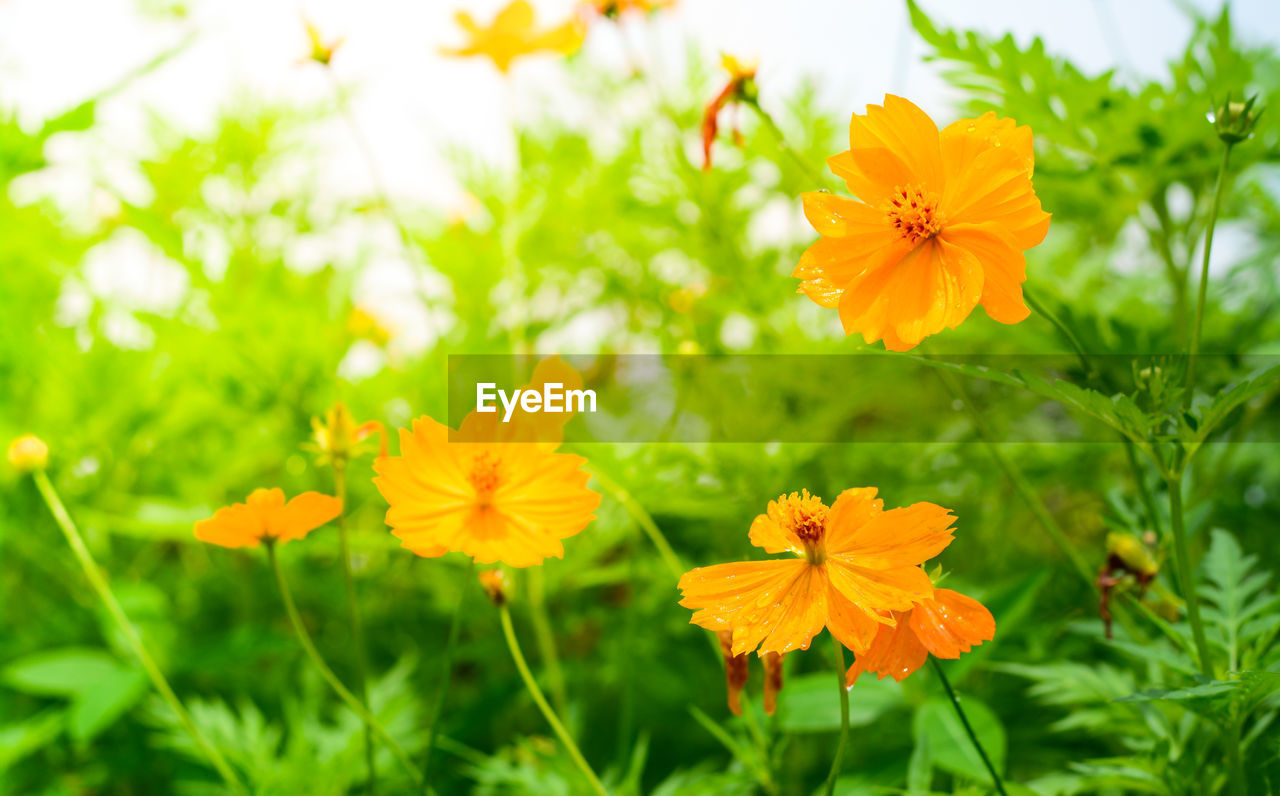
[441, 0, 585, 73]
[845, 587, 995, 685]
[195, 488, 342, 549]
[678, 488, 955, 657]
[702, 54, 758, 171]
[374, 416, 599, 566]
[796, 95, 1051, 351]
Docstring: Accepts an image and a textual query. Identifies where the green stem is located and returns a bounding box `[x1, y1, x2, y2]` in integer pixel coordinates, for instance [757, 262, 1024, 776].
[334, 463, 376, 794]
[744, 99, 830, 187]
[267, 542, 424, 786]
[1227, 717, 1246, 796]
[421, 559, 476, 789]
[1124, 441, 1163, 537]
[1166, 476, 1214, 677]
[937, 371, 1095, 588]
[32, 471, 246, 794]
[589, 467, 685, 580]
[527, 567, 569, 717]
[930, 658, 1008, 796]
[823, 635, 850, 796]
[1023, 285, 1092, 378]
[499, 606, 609, 796]
[1185, 143, 1234, 408]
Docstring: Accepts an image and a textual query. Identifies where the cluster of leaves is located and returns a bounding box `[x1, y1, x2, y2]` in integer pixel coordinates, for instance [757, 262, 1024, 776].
[1, 2, 1279, 795]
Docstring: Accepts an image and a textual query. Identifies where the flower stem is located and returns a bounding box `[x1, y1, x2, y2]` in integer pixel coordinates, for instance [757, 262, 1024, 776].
[929, 658, 1007, 796]
[744, 99, 830, 187]
[420, 558, 476, 789]
[528, 567, 569, 716]
[588, 466, 685, 580]
[266, 542, 423, 787]
[1185, 142, 1234, 408]
[1023, 285, 1093, 378]
[32, 471, 246, 794]
[333, 463, 376, 793]
[823, 635, 850, 796]
[499, 605, 609, 796]
[1165, 475, 1214, 677]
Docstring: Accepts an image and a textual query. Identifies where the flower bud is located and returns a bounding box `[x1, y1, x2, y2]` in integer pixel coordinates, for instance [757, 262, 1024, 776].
[1212, 93, 1261, 144]
[7, 434, 49, 472]
[479, 569, 510, 607]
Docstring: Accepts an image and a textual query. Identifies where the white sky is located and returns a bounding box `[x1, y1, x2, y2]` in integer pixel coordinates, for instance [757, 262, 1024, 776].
[1, 0, 1277, 356]
[3, 0, 1278, 210]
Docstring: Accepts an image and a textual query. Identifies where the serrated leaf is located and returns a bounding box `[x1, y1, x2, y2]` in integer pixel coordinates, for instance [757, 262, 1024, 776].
[1114, 680, 1239, 702]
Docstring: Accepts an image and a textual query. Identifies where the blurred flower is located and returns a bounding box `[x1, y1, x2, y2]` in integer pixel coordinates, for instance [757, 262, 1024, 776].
[796, 95, 1051, 350]
[194, 488, 342, 549]
[1096, 531, 1159, 639]
[7, 434, 49, 472]
[678, 488, 955, 657]
[583, 0, 675, 19]
[701, 54, 758, 171]
[346, 306, 392, 347]
[441, 0, 585, 73]
[844, 586, 994, 685]
[479, 569, 510, 606]
[1212, 92, 1262, 144]
[717, 630, 749, 715]
[307, 401, 386, 467]
[374, 358, 598, 567]
[374, 416, 599, 566]
[302, 19, 342, 66]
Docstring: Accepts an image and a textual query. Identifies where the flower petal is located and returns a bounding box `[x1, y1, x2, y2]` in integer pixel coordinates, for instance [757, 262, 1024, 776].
[940, 113, 1049, 251]
[823, 487, 884, 555]
[827, 559, 934, 613]
[678, 559, 821, 655]
[837, 501, 956, 569]
[273, 492, 343, 543]
[908, 588, 995, 659]
[849, 95, 944, 190]
[194, 503, 264, 549]
[845, 613, 929, 684]
[941, 222, 1030, 325]
[836, 237, 982, 351]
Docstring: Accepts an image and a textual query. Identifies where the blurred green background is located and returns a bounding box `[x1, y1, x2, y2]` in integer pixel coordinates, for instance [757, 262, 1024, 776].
[3, 1, 1280, 794]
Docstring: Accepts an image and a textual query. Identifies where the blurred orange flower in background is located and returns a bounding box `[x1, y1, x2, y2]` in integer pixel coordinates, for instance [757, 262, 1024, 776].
[796, 95, 1051, 351]
[374, 357, 598, 567]
[701, 54, 758, 171]
[195, 489, 342, 549]
[441, 0, 585, 73]
[678, 487, 956, 657]
[845, 587, 995, 685]
[374, 417, 599, 566]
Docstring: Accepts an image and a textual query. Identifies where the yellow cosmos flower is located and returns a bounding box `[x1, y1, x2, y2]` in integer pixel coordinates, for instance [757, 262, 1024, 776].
[441, 0, 585, 73]
[796, 94, 1051, 351]
[373, 357, 599, 567]
[194, 489, 342, 549]
[678, 488, 956, 657]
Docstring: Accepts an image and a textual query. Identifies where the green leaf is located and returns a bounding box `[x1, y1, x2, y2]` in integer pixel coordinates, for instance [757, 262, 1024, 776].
[1, 647, 148, 740]
[1199, 529, 1276, 670]
[1114, 679, 1239, 702]
[69, 667, 148, 741]
[905, 727, 932, 794]
[912, 696, 1006, 783]
[2, 648, 123, 696]
[778, 672, 904, 733]
[0, 711, 64, 772]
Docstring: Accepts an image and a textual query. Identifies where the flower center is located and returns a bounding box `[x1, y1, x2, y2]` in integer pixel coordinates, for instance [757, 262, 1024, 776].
[885, 184, 946, 244]
[468, 450, 503, 506]
[775, 489, 830, 564]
